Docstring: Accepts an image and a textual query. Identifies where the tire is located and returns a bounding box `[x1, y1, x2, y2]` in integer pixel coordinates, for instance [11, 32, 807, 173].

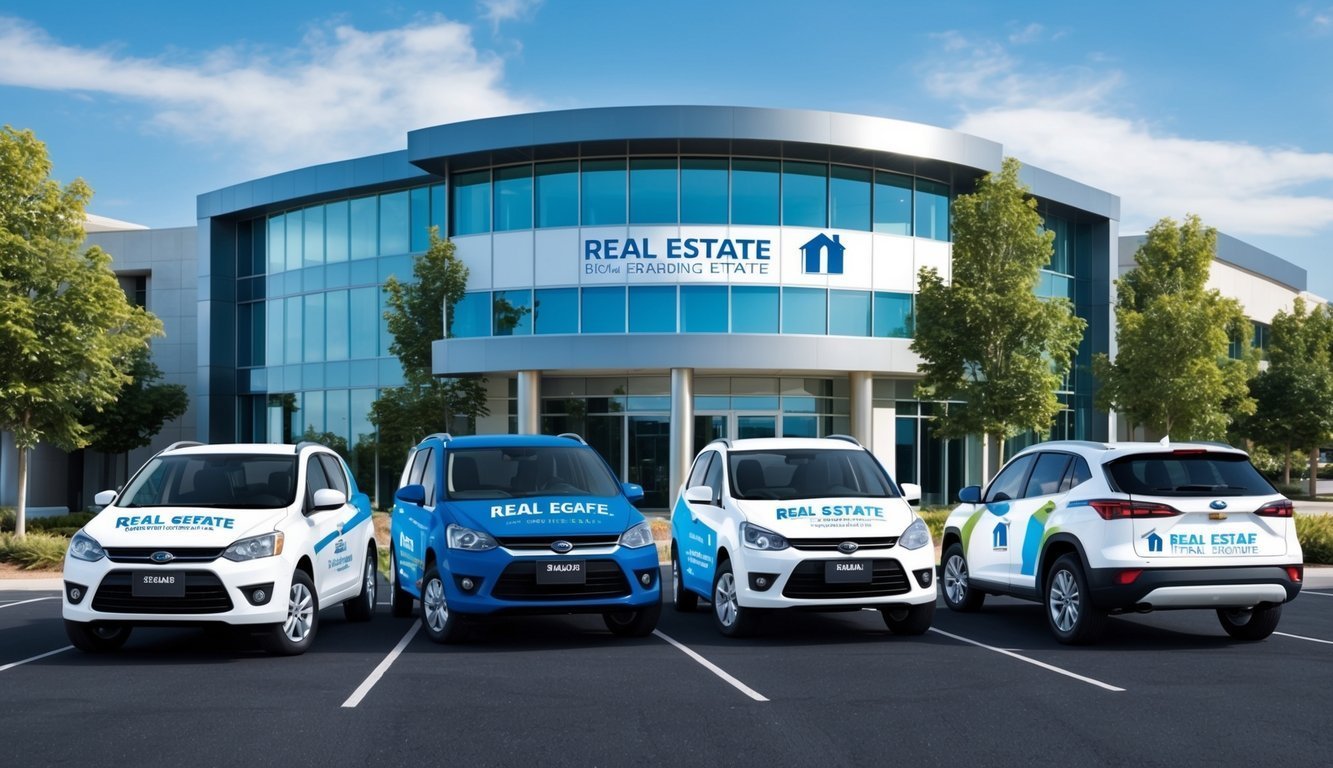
[941, 543, 984, 612]
[263, 570, 319, 656]
[711, 559, 759, 638]
[420, 565, 468, 644]
[603, 598, 663, 637]
[65, 620, 132, 652]
[389, 547, 414, 618]
[672, 547, 698, 613]
[1217, 603, 1283, 641]
[881, 600, 936, 636]
[1044, 554, 1107, 645]
[343, 544, 377, 622]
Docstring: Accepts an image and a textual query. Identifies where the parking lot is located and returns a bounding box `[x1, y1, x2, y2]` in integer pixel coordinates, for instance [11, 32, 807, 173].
[5, 568, 1333, 767]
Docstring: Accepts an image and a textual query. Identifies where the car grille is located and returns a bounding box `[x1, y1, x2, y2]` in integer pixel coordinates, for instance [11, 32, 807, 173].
[103, 547, 225, 564]
[786, 536, 899, 551]
[494, 535, 621, 551]
[91, 571, 234, 614]
[781, 559, 912, 599]
[490, 559, 630, 601]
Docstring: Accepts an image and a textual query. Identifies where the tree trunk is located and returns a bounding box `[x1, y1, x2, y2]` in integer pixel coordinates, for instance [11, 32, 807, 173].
[1283, 444, 1292, 485]
[980, 432, 990, 485]
[15, 445, 27, 538]
[1310, 448, 1320, 500]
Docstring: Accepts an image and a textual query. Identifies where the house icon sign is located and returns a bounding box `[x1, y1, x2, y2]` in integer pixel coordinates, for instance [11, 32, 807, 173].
[992, 524, 1008, 550]
[800, 233, 845, 274]
[1144, 530, 1163, 553]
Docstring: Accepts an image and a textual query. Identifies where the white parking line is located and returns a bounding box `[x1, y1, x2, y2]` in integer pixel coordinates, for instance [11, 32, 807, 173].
[341, 623, 420, 708]
[928, 628, 1125, 692]
[1274, 631, 1333, 646]
[0, 646, 73, 673]
[1301, 591, 1333, 597]
[0, 597, 58, 610]
[652, 629, 768, 702]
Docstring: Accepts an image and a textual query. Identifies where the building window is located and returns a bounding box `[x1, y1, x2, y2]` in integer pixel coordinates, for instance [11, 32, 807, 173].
[493, 289, 533, 336]
[629, 286, 677, 333]
[452, 170, 491, 236]
[681, 285, 728, 332]
[581, 159, 627, 226]
[534, 288, 578, 334]
[731, 159, 780, 226]
[326, 289, 349, 360]
[582, 287, 627, 333]
[303, 205, 324, 268]
[494, 165, 534, 232]
[349, 196, 378, 260]
[874, 291, 913, 338]
[326, 201, 349, 263]
[349, 287, 378, 357]
[873, 172, 913, 236]
[782, 287, 827, 335]
[830, 166, 871, 232]
[680, 158, 728, 224]
[829, 290, 871, 336]
[629, 158, 677, 225]
[285, 211, 303, 272]
[781, 161, 827, 228]
[535, 161, 578, 228]
[731, 285, 779, 333]
[449, 292, 491, 338]
[379, 191, 409, 256]
[410, 187, 432, 252]
[914, 179, 950, 241]
[268, 213, 286, 274]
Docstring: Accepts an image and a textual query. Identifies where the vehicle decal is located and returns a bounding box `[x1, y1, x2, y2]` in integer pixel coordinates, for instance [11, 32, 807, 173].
[314, 506, 372, 554]
[959, 505, 995, 556]
[1019, 501, 1058, 575]
[672, 496, 716, 593]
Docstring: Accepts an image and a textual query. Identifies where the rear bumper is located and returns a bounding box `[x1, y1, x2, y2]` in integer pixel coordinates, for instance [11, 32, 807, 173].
[1088, 565, 1302, 610]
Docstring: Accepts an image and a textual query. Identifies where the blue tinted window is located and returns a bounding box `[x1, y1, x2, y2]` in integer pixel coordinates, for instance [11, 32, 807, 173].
[450, 292, 490, 338]
[1044, 215, 1071, 274]
[535, 161, 578, 227]
[681, 285, 728, 332]
[410, 187, 431, 252]
[349, 287, 377, 357]
[629, 286, 677, 332]
[285, 296, 302, 364]
[534, 288, 578, 334]
[829, 290, 871, 336]
[266, 299, 283, 366]
[303, 205, 324, 267]
[493, 289, 533, 336]
[732, 159, 779, 225]
[630, 158, 677, 224]
[349, 196, 377, 259]
[325, 201, 349, 263]
[874, 172, 913, 235]
[452, 171, 491, 236]
[782, 287, 826, 335]
[582, 287, 626, 333]
[380, 191, 410, 255]
[581, 160, 627, 226]
[830, 166, 871, 231]
[915, 179, 950, 241]
[326, 289, 349, 360]
[874, 291, 913, 337]
[430, 184, 447, 233]
[267, 214, 285, 273]
[782, 161, 827, 228]
[303, 293, 324, 362]
[732, 286, 779, 333]
[285, 212, 303, 271]
[680, 158, 728, 224]
[494, 165, 533, 231]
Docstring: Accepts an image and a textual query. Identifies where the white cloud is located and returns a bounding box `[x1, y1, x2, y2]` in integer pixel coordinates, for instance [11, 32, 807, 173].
[1007, 23, 1045, 45]
[479, 0, 544, 29]
[0, 15, 537, 173]
[1298, 4, 1333, 33]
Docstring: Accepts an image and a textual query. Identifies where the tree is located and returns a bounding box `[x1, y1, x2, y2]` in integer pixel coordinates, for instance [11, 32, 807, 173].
[84, 347, 189, 490]
[911, 157, 1086, 478]
[0, 126, 162, 536]
[1094, 215, 1257, 440]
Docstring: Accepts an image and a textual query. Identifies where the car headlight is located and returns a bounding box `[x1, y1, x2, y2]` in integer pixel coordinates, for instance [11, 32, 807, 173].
[740, 522, 788, 551]
[447, 524, 498, 552]
[223, 532, 285, 562]
[618, 521, 654, 549]
[899, 516, 931, 550]
[68, 530, 105, 562]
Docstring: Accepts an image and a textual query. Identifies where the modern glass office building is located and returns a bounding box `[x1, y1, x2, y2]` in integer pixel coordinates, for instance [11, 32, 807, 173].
[197, 106, 1119, 508]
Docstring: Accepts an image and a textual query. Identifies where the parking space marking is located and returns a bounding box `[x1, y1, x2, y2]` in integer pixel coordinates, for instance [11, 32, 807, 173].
[0, 597, 57, 610]
[0, 646, 72, 673]
[928, 628, 1125, 692]
[341, 623, 420, 708]
[1301, 591, 1333, 597]
[1274, 631, 1333, 646]
[652, 630, 769, 702]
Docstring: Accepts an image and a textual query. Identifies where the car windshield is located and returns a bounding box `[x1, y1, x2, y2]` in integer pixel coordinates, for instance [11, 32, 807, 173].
[444, 446, 621, 500]
[727, 449, 899, 501]
[1105, 452, 1276, 497]
[118, 454, 299, 509]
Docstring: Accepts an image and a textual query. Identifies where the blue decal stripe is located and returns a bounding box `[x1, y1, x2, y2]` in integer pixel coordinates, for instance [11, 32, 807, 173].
[313, 530, 340, 554]
[339, 506, 372, 536]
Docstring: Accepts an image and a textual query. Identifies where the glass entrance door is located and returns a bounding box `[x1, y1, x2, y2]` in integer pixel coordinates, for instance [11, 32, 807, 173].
[627, 414, 670, 508]
[734, 413, 778, 440]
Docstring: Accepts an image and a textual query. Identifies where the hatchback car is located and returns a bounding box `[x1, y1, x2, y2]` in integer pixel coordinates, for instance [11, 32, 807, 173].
[940, 440, 1303, 643]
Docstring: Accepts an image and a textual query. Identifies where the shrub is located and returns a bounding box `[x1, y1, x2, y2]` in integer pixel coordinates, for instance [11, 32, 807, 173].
[0, 532, 68, 570]
[1297, 515, 1333, 565]
[0, 508, 13, 534]
[917, 506, 950, 544]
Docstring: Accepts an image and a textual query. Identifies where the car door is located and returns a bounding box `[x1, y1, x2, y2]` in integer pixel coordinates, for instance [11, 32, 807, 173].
[393, 446, 435, 591]
[965, 453, 1036, 587]
[675, 450, 724, 598]
[1006, 452, 1076, 593]
[305, 454, 356, 597]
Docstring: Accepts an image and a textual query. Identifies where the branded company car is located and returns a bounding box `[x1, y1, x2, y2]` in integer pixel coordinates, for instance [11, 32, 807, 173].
[670, 436, 936, 637]
[941, 440, 1304, 644]
[62, 441, 377, 655]
[389, 433, 661, 643]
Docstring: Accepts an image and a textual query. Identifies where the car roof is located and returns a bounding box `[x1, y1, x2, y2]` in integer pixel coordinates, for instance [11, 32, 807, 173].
[162, 442, 331, 457]
[423, 433, 589, 449]
[1013, 439, 1248, 460]
[711, 437, 864, 453]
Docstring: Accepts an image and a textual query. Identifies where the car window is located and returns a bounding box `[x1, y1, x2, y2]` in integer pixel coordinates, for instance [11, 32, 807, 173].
[1060, 456, 1092, 493]
[119, 454, 297, 509]
[419, 448, 438, 507]
[1024, 453, 1072, 498]
[318, 454, 348, 496]
[445, 446, 621, 500]
[1106, 452, 1275, 496]
[985, 454, 1036, 503]
[407, 448, 430, 486]
[703, 452, 723, 501]
[398, 447, 417, 489]
[686, 451, 715, 490]
[727, 449, 895, 501]
[305, 455, 332, 509]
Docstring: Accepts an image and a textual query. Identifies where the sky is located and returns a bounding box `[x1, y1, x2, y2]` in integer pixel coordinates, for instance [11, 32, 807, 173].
[2, 0, 1331, 297]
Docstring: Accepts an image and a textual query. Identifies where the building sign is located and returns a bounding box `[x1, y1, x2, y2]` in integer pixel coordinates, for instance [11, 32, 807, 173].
[583, 236, 774, 277]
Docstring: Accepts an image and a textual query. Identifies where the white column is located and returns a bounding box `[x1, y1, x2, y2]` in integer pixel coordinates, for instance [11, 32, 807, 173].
[849, 371, 873, 446]
[517, 370, 541, 435]
[670, 368, 695, 502]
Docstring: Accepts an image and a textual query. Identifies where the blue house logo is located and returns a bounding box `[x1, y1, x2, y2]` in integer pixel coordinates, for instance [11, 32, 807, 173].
[800, 233, 845, 275]
[1143, 530, 1163, 553]
[992, 523, 1008, 550]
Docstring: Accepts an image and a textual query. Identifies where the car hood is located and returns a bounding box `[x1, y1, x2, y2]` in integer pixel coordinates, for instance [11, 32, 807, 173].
[733, 497, 917, 538]
[448, 495, 640, 536]
[83, 506, 287, 548]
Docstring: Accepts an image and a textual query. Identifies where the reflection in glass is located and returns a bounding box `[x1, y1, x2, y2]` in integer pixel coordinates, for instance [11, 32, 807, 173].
[681, 285, 728, 332]
[581, 160, 627, 226]
[629, 158, 677, 224]
[680, 158, 728, 224]
[303, 205, 324, 268]
[450, 292, 491, 338]
[732, 159, 779, 225]
[350, 197, 377, 260]
[731, 286, 779, 333]
[782, 287, 826, 335]
[829, 290, 871, 336]
[534, 288, 579, 334]
[629, 286, 677, 333]
[349, 287, 377, 358]
[582, 286, 626, 333]
[326, 290, 349, 360]
[494, 165, 534, 231]
[915, 179, 950, 241]
[493, 289, 533, 336]
[452, 171, 491, 236]
[782, 161, 827, 228]
[536, 162, 578, 228]
[830, 166, 871, 231]
[874, 291, 913, 338]
[874, 172, 913, 236]
[326, 201, 349, 263]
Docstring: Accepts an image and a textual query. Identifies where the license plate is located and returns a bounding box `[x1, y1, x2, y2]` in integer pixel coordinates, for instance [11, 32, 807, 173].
[132, 570, 186, 597]
[825, 560, 872, 583]
[536, 560, 585, 585]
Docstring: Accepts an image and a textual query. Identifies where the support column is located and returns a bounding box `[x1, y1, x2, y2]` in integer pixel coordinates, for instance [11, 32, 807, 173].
[670, 368, 695, 502]
[849, 371, 873, 447]
[517, 370, 541, 435]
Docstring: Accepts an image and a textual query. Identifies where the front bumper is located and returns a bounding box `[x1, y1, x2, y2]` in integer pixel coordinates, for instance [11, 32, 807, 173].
[438, 544, 662, 615]
[1087, 564, 1303, 611]
[734, 544, 937, 609]
[62, 556, 295, 626]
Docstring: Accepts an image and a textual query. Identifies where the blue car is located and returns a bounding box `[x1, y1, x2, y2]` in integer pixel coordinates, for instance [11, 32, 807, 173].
[389, 433, 662, 643]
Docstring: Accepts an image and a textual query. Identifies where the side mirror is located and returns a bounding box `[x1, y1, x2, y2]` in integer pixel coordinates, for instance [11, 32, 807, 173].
[899, 483, 921, 504]
[312, 488, 348, 511]
[394, 484, 426, 506]
[622, 482, 645, 504]
[94, 490, 118, 507]
[683, 485, 714, 505]
[958, 485, 982, 504]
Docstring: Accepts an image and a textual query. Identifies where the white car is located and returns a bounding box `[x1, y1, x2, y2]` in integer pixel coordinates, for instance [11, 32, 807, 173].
[62, 441, 378, 655]
[670, 436, 936, 637]
[941, 440, 1304, 644]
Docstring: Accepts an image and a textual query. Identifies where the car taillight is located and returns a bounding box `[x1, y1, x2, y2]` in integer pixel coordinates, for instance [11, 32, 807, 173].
[1115, 569, 1142, 585]
[1255, 499, 1294, 518]
[1088, 499, 1182, 520]
[1286, 566, 1303, 583]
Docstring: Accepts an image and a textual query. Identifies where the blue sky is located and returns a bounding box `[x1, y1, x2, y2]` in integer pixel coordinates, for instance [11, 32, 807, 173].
[2, 0, 1331, 297]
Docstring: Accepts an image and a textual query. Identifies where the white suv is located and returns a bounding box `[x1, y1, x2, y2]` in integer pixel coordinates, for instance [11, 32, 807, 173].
[941, 440, 1303, 644]
[62, 441, 378, 655]
[670, 436, 936, 637]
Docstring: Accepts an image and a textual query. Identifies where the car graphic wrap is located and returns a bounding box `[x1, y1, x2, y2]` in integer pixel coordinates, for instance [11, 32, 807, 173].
[1019, 501, 1058, 576]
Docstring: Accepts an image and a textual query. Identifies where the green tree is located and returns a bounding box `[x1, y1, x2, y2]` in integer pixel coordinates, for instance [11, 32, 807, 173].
[84, 348, 188, 490]
[1094, 215, 1257, 440]
[911, 157, 1086, 477]
[0, 126, 161, 536]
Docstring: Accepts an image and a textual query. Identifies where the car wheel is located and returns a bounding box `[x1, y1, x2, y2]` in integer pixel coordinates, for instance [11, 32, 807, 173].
[389, 547, 414, 618]
[343, 544, 377, 622]
[420, 565, 467, 644]
[941, 543, 984, 612]
[65, 620, 132, 652]
[881, 601, 936, 636]
[264, 570, 319, 655]
[712, 559, 758, 638]
[1045, 554, 1106, 645]
[603, 598, 662, 637]
[1217, 604, 1283, 641]
[672, 547, 698, 612]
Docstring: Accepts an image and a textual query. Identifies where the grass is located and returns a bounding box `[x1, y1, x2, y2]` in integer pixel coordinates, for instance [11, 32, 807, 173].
[0, 533, 68, 570]
[1296, 515, 1333, 565]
